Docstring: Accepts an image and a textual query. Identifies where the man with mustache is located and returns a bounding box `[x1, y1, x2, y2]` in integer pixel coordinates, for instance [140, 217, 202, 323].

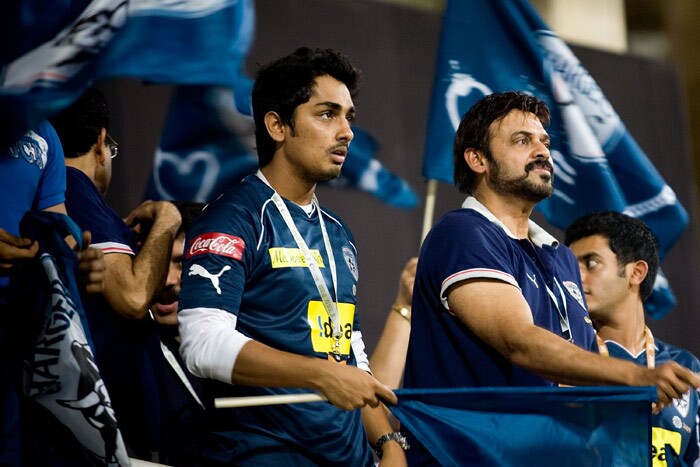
[403, 91, 698, 463]
[177, 48, 405, 466]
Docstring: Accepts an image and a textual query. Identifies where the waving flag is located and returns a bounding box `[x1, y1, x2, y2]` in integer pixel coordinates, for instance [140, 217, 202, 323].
[0, 0, 128, 149]
[13, 212, 129, 465]
[423, 0, 687, 317]
[0, 0, 250, 148]
[392, 387, 654, 466]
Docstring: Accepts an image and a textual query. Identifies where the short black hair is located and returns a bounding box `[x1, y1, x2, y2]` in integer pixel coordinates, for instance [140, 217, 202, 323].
[453, 91, 550, 194]
[252, 47, 361, 167]
[173, 201, 205, 237]
[50, 87, 109, 158]
[564, 211, 659, 300]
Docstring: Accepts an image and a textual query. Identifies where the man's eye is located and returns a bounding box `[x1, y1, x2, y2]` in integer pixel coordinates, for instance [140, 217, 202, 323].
[585, 259, 598, 268]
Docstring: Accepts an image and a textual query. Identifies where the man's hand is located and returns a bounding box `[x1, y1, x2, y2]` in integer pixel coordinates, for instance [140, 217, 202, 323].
[637, 361, 700, 409]
[315, 362, 397, 411]
[76, 231, 105, 294]
[125, 200, 181, 239]
[395, 257, 417, 308]
[0, 228, 38, 269]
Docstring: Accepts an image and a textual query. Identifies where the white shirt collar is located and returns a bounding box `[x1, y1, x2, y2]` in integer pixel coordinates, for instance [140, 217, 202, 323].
[461, 196, 558, 248]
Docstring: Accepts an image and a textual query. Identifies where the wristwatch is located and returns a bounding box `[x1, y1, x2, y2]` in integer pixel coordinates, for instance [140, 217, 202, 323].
[374, 431, 410, 458]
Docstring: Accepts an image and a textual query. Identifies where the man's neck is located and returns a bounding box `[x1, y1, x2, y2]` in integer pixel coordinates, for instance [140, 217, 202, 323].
[260, 164, 316, 205]
[594, 298, 647, 355]
[473, 190, 535, 239]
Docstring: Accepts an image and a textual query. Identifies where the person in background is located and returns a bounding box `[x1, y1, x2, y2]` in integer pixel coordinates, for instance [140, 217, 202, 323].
[0, 120, 105, 466]
[565, 211, 700, 467]
[178, 47, 407, 465]
[149, 200, 208, 466]
[51, 87, 181, 460]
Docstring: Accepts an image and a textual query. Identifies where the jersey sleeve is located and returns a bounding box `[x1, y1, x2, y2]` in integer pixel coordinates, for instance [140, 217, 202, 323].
[424, 211, 520, 308]
[34, 120, 66, 210]
[64, 169, 134, 255]
[178, 201, 257, 316]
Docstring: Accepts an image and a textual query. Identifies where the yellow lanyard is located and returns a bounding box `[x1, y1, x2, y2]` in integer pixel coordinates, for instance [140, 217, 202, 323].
[596, 326, 655, 368]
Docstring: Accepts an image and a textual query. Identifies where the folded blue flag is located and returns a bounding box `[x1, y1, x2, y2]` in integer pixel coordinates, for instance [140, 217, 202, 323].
[392, 387, 654, 466]
[422, 0, 687, 318]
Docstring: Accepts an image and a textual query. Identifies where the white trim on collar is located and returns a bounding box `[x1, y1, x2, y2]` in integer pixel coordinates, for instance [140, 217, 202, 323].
[461, 196, 558, 248]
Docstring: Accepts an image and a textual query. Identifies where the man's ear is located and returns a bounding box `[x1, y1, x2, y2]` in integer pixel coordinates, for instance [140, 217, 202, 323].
[94, 128, 107, 164]
[465, 148, 487, 175]
[629, 260, 649, 287]
[264, 111, 286, 143]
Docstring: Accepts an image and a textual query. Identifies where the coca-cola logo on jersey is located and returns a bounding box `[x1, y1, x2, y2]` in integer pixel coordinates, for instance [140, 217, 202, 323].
[187, 233, 245, 260]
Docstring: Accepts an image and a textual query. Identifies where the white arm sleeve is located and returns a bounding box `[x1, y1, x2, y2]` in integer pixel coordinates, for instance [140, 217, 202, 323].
[351, 330, 371, 373]
[178, 307, 252, 383]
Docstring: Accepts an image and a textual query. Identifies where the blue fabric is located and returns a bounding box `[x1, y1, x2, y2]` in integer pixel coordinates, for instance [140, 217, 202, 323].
[392, 386, 655, 467]
[10, 211, 129, 465]
[0, 0, 251, 148]
[404, 205, 595, 390]
[421, 0, 687, 318]
[179, 175, 373, 466]
[603, 339, 700, 466]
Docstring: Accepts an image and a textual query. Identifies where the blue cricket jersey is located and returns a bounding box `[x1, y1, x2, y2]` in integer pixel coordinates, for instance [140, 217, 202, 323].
[179, 174, 373, 466]
[603, 338, 700, 467]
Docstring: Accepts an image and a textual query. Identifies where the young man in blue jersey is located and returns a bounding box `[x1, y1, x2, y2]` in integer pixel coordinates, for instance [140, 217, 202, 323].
[403, 91, 699, 462]
[178, 48, 407, 466]
[565, 211, 700, 467]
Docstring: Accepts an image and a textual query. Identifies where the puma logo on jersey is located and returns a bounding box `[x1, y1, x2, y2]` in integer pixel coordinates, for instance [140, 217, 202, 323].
[188, 264, 231, 295]
[526, 272, 538, 288]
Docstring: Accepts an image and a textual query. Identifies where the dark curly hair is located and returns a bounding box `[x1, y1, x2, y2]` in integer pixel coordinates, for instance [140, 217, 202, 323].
[564, 211, 659, 301]
[453, 91, 550, 194]
[50, 87, 109, 158]
[252, 47, 361, 167]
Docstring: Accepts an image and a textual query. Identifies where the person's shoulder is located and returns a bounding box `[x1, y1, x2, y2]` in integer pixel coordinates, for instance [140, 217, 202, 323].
[657, 338, 700, 369]
[431, 208, 502, 242]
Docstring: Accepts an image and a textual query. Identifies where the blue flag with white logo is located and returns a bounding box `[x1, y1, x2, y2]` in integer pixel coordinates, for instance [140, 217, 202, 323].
[423, 0, 687, 317]
[0, 0, 252, 148]
[392, 387, 654, 466]
[0, 0, 129, 149]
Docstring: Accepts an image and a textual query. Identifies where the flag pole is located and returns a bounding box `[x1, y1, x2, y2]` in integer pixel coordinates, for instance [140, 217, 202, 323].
[215, 393, 327, 409]
[421, 179, 438, 243]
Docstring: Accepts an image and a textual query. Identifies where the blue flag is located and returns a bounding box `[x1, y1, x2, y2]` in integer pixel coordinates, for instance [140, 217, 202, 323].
[0, 0, 253, 148]
[392, 387, 654, 466]
[14, 212, 129, 465]
[423, 0, 687, 318]
[0, 0, 129, 149]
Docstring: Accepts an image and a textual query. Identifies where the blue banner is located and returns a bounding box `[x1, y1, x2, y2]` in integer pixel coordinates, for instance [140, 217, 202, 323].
[422, 0, 687, 317]
[15, 212, 129, 465]
[392, 387, 654, 466]
[0, 0, 252, 148]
